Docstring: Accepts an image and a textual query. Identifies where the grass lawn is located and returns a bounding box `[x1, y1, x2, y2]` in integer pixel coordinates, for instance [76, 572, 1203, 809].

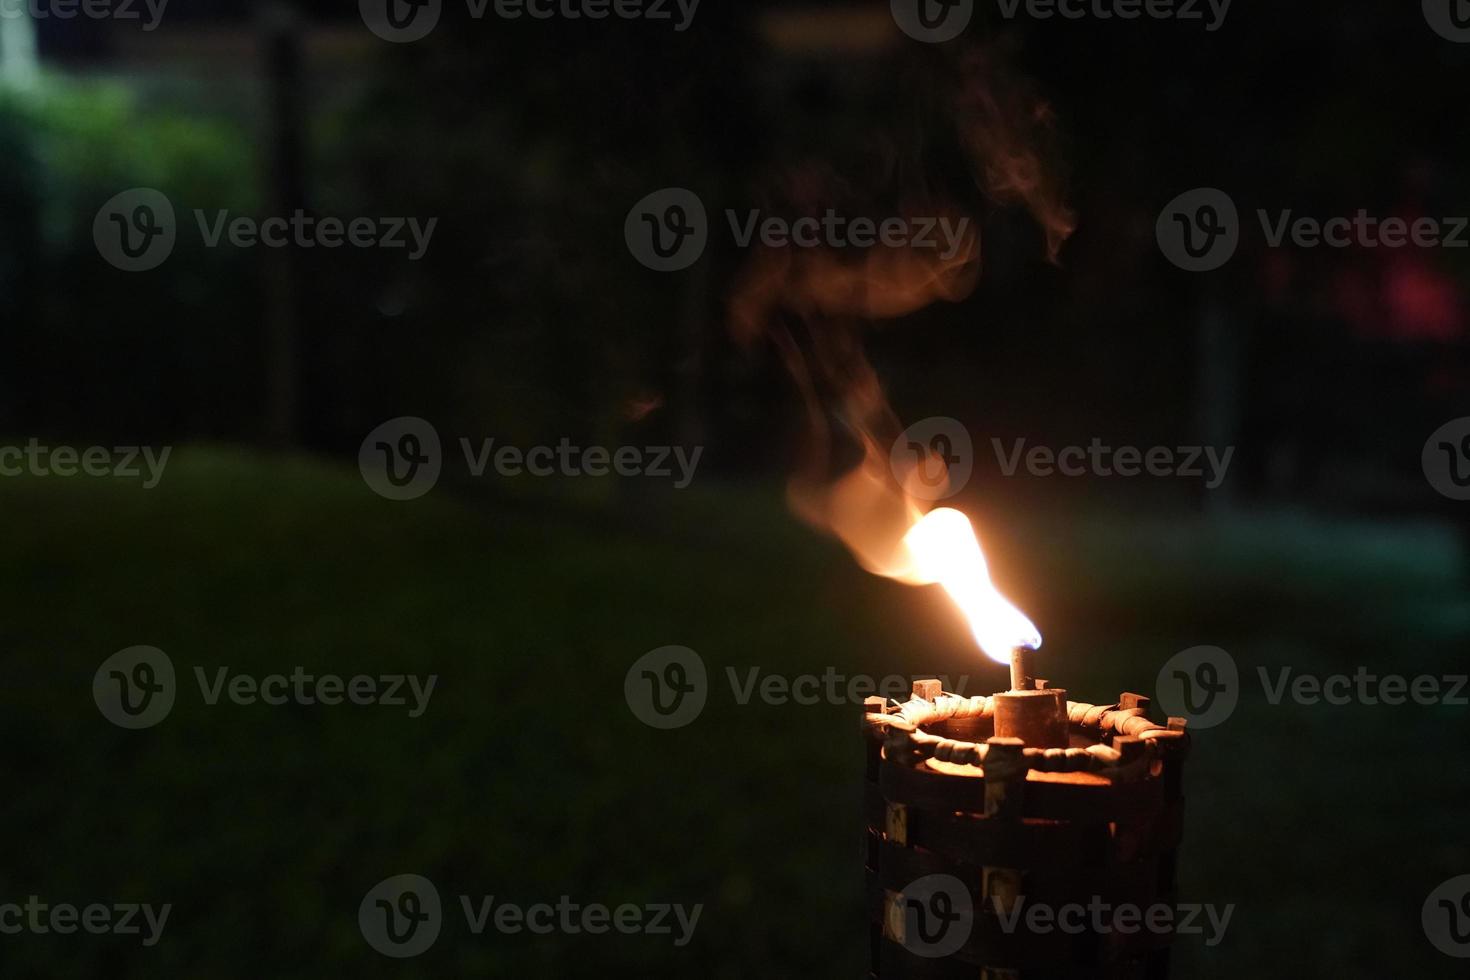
[2, 447, 1466, 977]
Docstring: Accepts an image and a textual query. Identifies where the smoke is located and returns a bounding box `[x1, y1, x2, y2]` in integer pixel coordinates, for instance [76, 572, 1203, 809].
[728, 44, 1075, 576]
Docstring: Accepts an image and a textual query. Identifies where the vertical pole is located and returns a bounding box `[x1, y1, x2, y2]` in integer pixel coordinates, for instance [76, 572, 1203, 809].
[981, 737, 1025, 928]
[260, 4, 304, 447]
[0, 3, 41, 89]
[1195, 278, 1238, 516]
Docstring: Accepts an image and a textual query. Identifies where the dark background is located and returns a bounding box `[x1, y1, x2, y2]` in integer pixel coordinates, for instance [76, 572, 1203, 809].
[1, 1, 1467, 976]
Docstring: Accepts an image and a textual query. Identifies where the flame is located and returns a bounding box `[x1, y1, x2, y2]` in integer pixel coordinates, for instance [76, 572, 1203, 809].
[781, 444, 1041, 666]
[901, 508, 1041, 664]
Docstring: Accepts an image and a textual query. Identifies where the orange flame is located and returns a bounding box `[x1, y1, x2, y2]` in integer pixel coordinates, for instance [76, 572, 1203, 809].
[786, 453, 1041, 664]
[901, 508, 1041, 664]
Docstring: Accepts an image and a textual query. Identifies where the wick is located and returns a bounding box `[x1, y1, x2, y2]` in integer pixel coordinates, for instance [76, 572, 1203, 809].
[1010, 647, 1035, 692]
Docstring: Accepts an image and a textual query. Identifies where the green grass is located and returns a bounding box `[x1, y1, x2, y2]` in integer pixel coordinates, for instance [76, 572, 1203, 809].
[1, 447, 1466, 977]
